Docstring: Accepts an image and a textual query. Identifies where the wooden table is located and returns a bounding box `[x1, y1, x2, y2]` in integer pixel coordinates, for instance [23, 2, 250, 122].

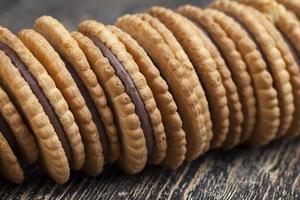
[0, 0, 300, 199]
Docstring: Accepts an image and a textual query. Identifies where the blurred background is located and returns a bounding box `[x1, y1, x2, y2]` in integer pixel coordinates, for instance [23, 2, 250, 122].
[0, 0, 211, 32]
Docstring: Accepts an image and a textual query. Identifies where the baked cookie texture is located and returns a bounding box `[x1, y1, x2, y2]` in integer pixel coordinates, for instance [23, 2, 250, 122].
[178, 5, 246, 149]
[116, 14, 212, 161]
[0, 0, 299, 183]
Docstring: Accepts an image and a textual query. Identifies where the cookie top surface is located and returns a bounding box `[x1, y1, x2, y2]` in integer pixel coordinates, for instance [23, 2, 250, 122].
[239, 0, 300, 68]
[0, 82, 39, 164]
[89, 33, 154, 160]
[147, 6, 229, 149]
[211, 0, 282, 146]
[277, 0, 300, 19]
[78, 20, 166, 165]
[75, 22, 148, 173]
[179, 6, 258, 145]
[18, 29, 89, 169]
[230, 2, 294, 139]
[0, 27, 70, 183]
[34, 16, 119, 173]
[108, 25, 184, 168]
[116, 13, 213, 160]
[0, 132, 24, 183]
[178, 6, 246, 149]
[0, 36, 74, 165]
[107, 25, 168, 165]
[243, 4, 300, 139]
[205, 8, 279, 145]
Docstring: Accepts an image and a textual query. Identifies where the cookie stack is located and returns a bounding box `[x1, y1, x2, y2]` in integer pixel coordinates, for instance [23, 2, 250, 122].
[0, 0, 299, 184]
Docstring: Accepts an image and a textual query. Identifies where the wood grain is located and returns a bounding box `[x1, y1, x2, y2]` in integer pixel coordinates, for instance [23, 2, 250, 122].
[0, 0, 299, 199]
[1, 139, 300, 199]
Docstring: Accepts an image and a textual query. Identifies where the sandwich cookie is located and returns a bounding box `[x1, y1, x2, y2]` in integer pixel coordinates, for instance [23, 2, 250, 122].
[116, 14, 212, 160]
[33, 16, 120, 175]
[211, 0, 290, 146]
[178, 5, 254, 148]
[0, 84, 38, 183]
[131, 14, 213, 155]
[148, 7, 229, 149]
[71, 31, 147, 174]
[108, 26, 185, 168]
[6, 27, 85, 171]
[181, 12, 244, 149]
[202, 9, 279, 145]
[0, 27, 70, 184]
[18, 29, 86, 170]
[76, 20, 166, 167]
[238, 0, 300, 138]
[277, 0, 300, 19]
[0, 132, 23, 183]
[0, 78, 38, 164]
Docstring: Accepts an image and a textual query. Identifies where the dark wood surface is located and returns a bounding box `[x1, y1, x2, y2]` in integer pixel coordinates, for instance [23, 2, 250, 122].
[0, 0, 300, 199]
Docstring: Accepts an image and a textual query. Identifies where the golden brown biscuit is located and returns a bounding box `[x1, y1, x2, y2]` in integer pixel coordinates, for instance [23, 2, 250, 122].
[108, 25, 186, 168]
[238, 0, 300, 139]
[72, 30, 147, 174]
[34, 16, 119, 175]
[0, 133, 23, 183]
[117, 14, 212, 160]
[0, 27, 82, 171]
[205, 9, 280, 145]
[178, 5, 251, 148]
[148, 7, 229, 148]
[77, 20, 166, 167]
[236, 0, 300, 45]
[0, 82, 38, 164]
[0, 27, 69, 184]
[211, 0, 287, 146]
[18, 29, 86, 169]
[179, 6, 256, 144]
[0, 27, 81, 171]
[277, 0, 300, 19]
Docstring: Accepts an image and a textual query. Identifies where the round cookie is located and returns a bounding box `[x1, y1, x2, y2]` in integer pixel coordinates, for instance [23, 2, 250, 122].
[211, 0, 287, 146]
[76, 20, 166, 167]
[0, 27, 69, 184]
[0, 132, 23, 183]
[0, 79, 38, 164]
[148, 7, 229, 149]
[238, 0, 300, 138]
[184, 15, 244, 149]
[178, 5, 255, 148]
[71, 31, 147, 174]
[135, 13, 213, 155]
[277, 0, 300, 19]
[116, 14, 212, 160]
[107, 26, 186, 168]
[179, 6, 256, 144]
[18, 29, 88, 171]
[204, 9, 279, 145]
[0, 27, 82, 170]
[34, 16, 120, 175]
[0, 84, 28, 183]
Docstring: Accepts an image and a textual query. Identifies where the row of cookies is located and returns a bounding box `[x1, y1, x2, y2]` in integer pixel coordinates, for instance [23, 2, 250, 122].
[0, 0, 299, 184]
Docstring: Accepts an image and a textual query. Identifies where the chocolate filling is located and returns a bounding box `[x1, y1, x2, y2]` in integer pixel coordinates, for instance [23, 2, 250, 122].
[0, 42, 72, 163]
[0, 112, 20, 157]
[87, 35, 154, 160]
[58, 54, 110, 161]
[0, 111, 30, 172]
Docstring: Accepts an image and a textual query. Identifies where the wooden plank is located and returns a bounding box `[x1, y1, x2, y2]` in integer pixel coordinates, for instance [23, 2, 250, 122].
[1, 139, 299, 199]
